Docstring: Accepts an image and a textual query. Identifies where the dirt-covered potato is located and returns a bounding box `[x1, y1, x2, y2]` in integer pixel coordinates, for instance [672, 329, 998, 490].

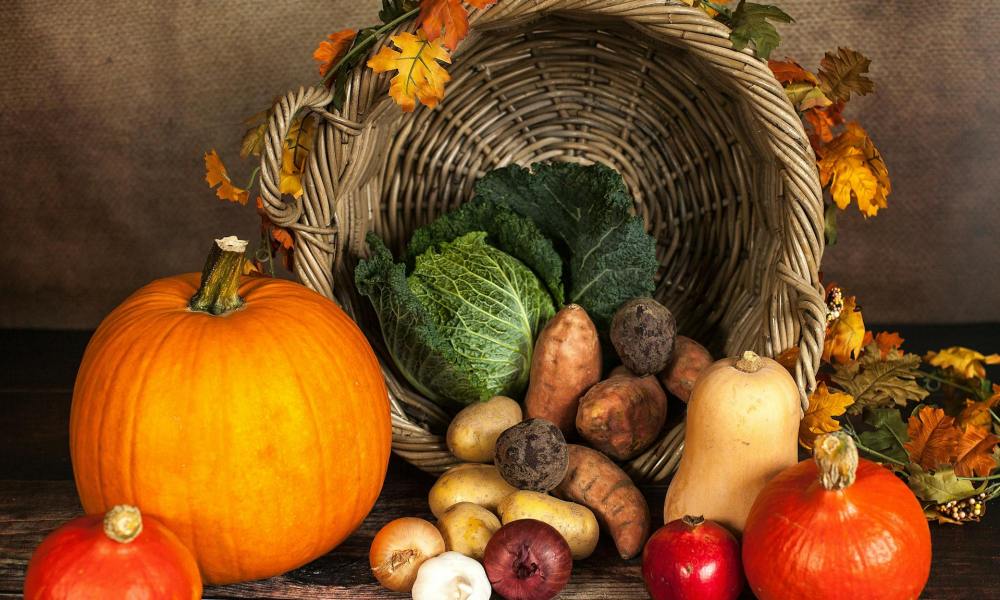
[436, 502, 501, 560]
[610, 298, 677, 375]
[575, 375, 667, 460]
[496, 490, 600, 560]
[446, 396, 523, 463]
[429, 464, 518, 518]
[658, 336, 713, 403]
[494, 419, 568, 492]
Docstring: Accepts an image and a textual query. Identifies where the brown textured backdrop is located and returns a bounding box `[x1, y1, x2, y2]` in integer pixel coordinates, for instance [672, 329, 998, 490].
[1, 0, 997, 329]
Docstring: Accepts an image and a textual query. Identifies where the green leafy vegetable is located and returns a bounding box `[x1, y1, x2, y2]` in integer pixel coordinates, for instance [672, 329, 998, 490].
[710, 0, 794, 60]
[474, 162, 658, 331]
[906, 466, 978, 504]
[406, 198, 565, 306]
[832, 344, 930, 414]
[356, 231, 555, 406]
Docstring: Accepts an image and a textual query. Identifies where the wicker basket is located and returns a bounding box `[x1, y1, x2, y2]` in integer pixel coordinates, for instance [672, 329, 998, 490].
[257, 0, 826, 483]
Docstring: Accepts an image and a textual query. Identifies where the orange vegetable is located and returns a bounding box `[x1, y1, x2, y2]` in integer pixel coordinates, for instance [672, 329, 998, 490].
[70, 236, 392, 584]
[24, 505, 201, 599]
[743, 432, 931, 600]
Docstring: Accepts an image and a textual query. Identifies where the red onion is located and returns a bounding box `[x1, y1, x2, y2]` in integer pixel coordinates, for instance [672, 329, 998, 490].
[483, 519, 572, 600]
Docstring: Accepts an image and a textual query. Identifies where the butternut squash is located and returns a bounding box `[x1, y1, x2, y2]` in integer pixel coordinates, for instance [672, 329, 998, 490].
[663, 351, 800, 533]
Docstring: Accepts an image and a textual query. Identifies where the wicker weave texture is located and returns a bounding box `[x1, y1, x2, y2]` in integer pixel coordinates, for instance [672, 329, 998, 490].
[257, 0, 825, 483]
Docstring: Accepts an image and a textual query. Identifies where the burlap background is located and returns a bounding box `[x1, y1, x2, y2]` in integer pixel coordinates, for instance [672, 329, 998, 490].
[2, 1, 997, 329]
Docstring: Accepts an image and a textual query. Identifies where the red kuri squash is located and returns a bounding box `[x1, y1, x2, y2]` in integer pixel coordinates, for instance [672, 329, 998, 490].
[69, 237, 392, 584]
[24, 505, 201, 599]
[742, 432, 931, 600]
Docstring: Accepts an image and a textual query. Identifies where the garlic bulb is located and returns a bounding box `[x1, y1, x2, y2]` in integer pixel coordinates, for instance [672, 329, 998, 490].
[411, 551, 491, 600]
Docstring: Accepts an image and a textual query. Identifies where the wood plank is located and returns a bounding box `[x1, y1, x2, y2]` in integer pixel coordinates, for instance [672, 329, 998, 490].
[3, 478, 1000, 598]
[0, 478, 653, 599]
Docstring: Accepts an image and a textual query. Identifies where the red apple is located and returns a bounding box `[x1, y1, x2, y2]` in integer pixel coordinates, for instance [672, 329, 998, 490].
[642, 515, 744, 600]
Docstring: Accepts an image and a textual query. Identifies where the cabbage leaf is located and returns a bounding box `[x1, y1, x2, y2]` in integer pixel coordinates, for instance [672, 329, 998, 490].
[406, 198, 565, 306]
[356, 231, 555, 406]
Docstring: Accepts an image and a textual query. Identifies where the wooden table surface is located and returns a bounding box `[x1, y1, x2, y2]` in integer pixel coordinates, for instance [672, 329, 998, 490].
[2, 326, 998, 599]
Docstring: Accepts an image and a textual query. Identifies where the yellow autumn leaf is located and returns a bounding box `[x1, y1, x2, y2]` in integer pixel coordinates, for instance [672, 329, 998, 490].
[926, 347, 1000, 380]
[204, 150, 248, 205]
[823, 294, 865, 364]
[367, 31, 451, 112]
[799, 383, 855, 449]
[278, 117, 316, 199]
[818, 122, 891, 217]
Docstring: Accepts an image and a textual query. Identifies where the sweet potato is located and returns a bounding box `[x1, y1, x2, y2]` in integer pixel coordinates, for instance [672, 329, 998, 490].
[525, 304, 602, 436]
[575, 375, 667, 460]
[657, 336, 712, 403]
[554, 444, 650, 559]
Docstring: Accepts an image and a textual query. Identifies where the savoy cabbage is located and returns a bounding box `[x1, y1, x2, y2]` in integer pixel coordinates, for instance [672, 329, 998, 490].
[355, 231, 555, 406]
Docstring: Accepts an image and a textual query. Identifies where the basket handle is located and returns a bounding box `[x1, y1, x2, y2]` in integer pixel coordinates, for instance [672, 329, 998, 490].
[258, 86, 336, 227]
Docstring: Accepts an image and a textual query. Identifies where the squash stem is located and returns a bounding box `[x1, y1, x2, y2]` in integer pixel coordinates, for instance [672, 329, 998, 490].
[189, 236, 248, 315]
[734, 350, 762, 373]
[814, 432, 858, 491]
[103, 505, 143, 544]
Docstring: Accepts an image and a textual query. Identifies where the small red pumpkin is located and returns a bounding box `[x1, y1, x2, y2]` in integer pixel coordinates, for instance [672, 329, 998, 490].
[24, 505, 201, 599]
[742, 431, 931, 600]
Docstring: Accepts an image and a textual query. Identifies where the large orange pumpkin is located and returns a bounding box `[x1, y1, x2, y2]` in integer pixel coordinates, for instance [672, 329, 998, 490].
[70, 237, 392, 584]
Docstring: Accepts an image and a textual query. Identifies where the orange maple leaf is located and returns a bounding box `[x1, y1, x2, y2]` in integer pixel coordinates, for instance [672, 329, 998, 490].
[861, 331, 905, 359]
[204, 150, 248, 205]
[314, 29, 357, 77]
[823, 294, 865, 364]
[957, 385, 1000, 431]
[420, 0, 469, 50]
[255, 197, 295, 272]
[466, 0, 496, 8]
[904, 407, 961, 471]
[271, 226, 294, 251]
[804, 102, 844, 152]
[769, 58, 818, 85]
[775, 346, 800, 372]
[818, 122, 891, 217]
[368, 32, 452, 112]
[954, 425, 1000, 477]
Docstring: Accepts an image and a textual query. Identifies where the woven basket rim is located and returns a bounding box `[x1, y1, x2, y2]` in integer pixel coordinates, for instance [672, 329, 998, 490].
[255, 0, 826, 482]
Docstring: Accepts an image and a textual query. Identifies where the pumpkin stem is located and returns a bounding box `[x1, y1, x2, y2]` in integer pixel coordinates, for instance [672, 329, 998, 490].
[103, 505, 143, 543]
[814, 432, 858, 491]
[189, 236, 248, 315]
[734, 351, 762, 373]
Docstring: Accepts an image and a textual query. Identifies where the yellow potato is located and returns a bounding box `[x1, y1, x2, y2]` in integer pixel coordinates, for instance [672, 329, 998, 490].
[436, 502, 501, 560]
[429, 464, 517, 518]
[446, 396, 523, 463]
[496, 490, 599, 560]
